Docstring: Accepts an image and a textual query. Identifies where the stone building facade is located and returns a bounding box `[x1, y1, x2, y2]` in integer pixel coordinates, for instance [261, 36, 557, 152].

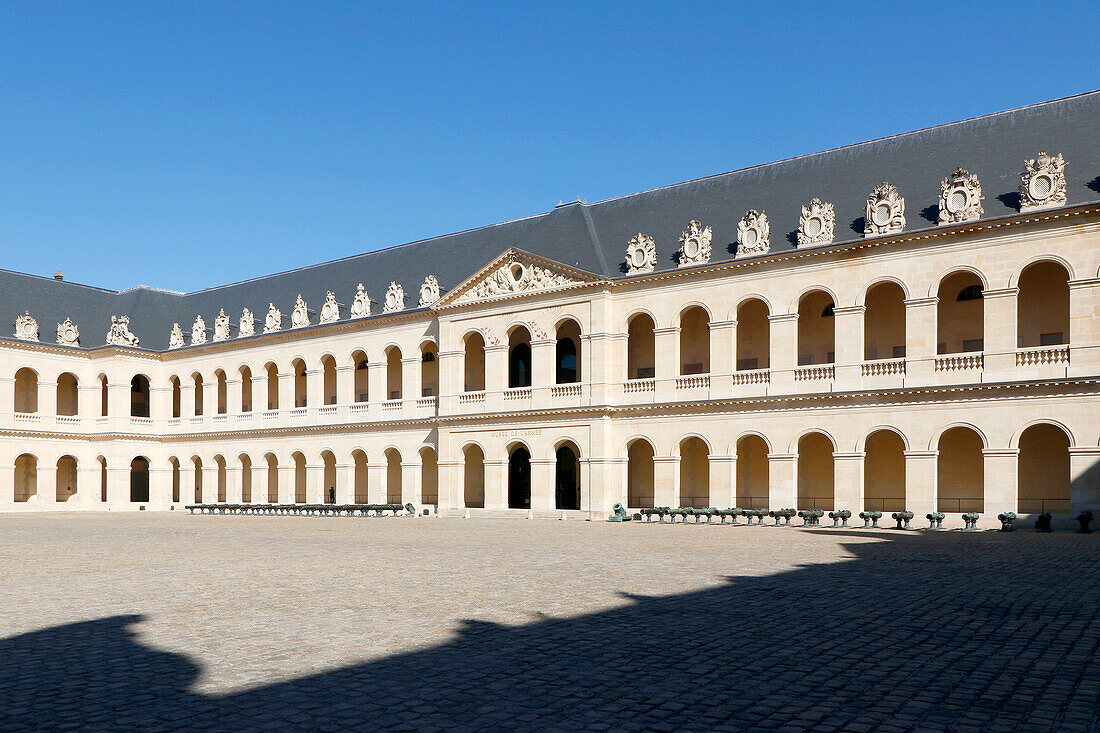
[2, 93, 1099, 518]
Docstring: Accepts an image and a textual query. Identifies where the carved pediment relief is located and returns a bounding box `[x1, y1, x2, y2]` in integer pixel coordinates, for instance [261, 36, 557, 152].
[441, 249, 600, 307]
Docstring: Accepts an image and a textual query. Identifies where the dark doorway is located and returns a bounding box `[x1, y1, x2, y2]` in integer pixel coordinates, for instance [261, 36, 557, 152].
[129, 457, 150, 503]
[509, 343, 532, 388]
[508, 447, 531, 509]
[555, 445, 580, 510]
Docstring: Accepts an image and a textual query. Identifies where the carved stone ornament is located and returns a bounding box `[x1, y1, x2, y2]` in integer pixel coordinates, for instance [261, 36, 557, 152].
[864, 183, 905, 237]
[263, 303, 282, 333]
[168, 323, 185, 349]
[418, 275, 440, 307]
[213, 309, 231, 341]
[736, 210, 770, 257]
[13, 311, 39, 341]
[939, 167, 984, 224]
[106, 315, 139, 347]
[1019, 151, 1067, 211]
[291, 294, 309, 328]
[239, 308, 255, 338]
[797, 198, 835, 246]
[678, 220, 712, 267]
[383, 281, 405, 313]
[625, 233, 657, 274]
[56, 317, 79, 346]
[455, 258, 580, 304]
[319, 291, 339, 323]
[350, 283, 370, 318]
[191, 315, 207, 345]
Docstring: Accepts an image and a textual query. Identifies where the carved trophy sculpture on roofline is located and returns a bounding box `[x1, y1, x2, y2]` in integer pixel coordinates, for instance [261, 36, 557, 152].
[1019, 151, 1067, 211]
[383, 281, 405, 313]
[13, 311, 38, 342]
[239, 308, 255, 337]
[736, 210, 770, 257]
[797, 198, 835, 246]
[168, 323, 185, 349]
[677, 220, 712, 267]
[191, 315, 207, 345]
[320, 291, 339, 323]
[419, 275, 440, 307]
[625, 233, 657, 274]
[938, 167, 984, 224]
[56, 317, 79, 346]
[213, 308, 231, 341]
[263, 303, 281, 333]
[106, 315, 139, 347]
[864, 183, 905, 237]
[350, 283, 370, 318]
[291, 294, 309, 328]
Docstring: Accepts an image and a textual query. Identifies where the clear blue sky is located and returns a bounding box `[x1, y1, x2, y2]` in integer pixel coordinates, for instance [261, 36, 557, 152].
[2, 1, 1098, 293]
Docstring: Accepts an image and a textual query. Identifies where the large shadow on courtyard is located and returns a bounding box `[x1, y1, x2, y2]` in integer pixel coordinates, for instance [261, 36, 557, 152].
[3, 530, 1100, 731]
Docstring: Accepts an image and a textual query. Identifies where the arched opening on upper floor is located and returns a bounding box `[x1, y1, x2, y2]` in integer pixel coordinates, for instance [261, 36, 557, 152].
[214, 370, 227, 415]
[321, 355, 337, 405]
[463, 444, 485, 509]
[864, 429, 905, 512]
[56, 373, 79, 416]
[508, 327, 532, 389]
[555, 320, 581, 384]
[352, 351, 369, 403]
[555, 442, 581, 510]
[192, 373, 204, 416]
[937, 271, 984, 355]
[265, 363, 279, 410]
[352, 449, 369, 504]
[626, 438, 654, 509]
[292, 359, 307, 408]
[130, 374, 151, 418]
[386, 347, 403, 400]
[265, 453, 278, 503]
[678, 436, 710, 508]
[14, 367, 37, 414]
[507, 444, 531, 509]
[56, 455, 78, 503]
[1017, 261, 1070, 348]
[130, 456, 150, 503]
[1018, 423, 1071, 515]
[99, 374, 108, 417]
[385, 448, 402, 504]
[937, 426, 984, 513]
[797, 432, 834, 510]
[322, 450, 337, 503]
[192, 456, 203, 503]
[14, 453, 37, 502]
[170, 376, 181, 418]
[170, 456, 181, 503]
[463, 333, 485, 392]
[420, 342, 438, 397]
[679, 306, 710, 375]
[864, 282, 906, 361]
[627, 313, 656, 380]
[736, 299, 770, 371]
[239, 366, 253, 413]
[420, 446, 438, 506]
[735, 434, 769, 509]
[238, 454, 252, 503]
[98, 456, 107, 502]
[214, 455, 227, 502]
[293, 451, 307, 503]
[798, 291, 835, 366]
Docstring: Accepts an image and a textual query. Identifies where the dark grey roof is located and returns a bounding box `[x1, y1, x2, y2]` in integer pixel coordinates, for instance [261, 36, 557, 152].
[4, 90, 1100, 351]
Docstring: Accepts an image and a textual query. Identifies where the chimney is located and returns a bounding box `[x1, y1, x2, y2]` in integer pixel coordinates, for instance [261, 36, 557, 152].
[54, 271, 64, 281]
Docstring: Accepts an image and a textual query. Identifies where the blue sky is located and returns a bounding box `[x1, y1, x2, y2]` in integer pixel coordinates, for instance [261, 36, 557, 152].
[1, 1, 1098, 293]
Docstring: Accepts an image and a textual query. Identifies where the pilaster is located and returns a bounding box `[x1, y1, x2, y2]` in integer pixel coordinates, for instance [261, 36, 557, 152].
[982, 288, 1019, 380]
[904, 297, 938, 385]
[767, 453, 797, 509]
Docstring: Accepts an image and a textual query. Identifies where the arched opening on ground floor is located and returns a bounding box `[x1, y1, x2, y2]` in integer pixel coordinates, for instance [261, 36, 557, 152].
[507, 445, 531, 509]
[626, 439, 654, 509]
[322, 451, 337, 503]
[14, 453, 37, 502]
[56, 455, 77, 502]
[293, 452, 307, 503]
[265, 454, 278, 503]
[191, 456, 203, 503]
[678, 437, 710, 508]
[98, 456, 107, 502]
[130, 457, 150, 503]
[170, 457, 180, 503]
[797, 432, 834, 510]
[736, 435, 769, 509]
[864, 430, 905, 512]
[420, 447, 438, 506]
[937, 426, 984, 513]
[385, 448, 402, 504]
[555, 443, 580, 511]
[352, 450, 368, 503]
[1018, 423, 1071, 514]
[238, 454, 251, 503]
[215, 455, 227, 502]
[463, 444, 485, 508]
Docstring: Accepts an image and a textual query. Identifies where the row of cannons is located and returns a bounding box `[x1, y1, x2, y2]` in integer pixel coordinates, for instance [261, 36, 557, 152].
[185, 503, 418, 517]
[608, 505, 1097, 533]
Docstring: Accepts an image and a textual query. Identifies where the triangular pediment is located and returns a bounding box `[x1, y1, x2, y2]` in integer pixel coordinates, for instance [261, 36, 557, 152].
[435, 248, 603, 307]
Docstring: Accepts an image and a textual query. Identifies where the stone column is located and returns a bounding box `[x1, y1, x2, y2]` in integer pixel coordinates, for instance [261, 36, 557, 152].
[484, 344, 508, 412]
[904, 297, 938, 385]
[203, 465, 220, 503]
[1068, 277, 1100, 377]
[653, 455, 678, 508]
[401, 461, 420, 506]
[150, 385, 172, 422]
[39, 378, 55, 425]
[709, 454, 735, 508]
[367, 360, 386, 402]
[335, 364, 354, 406]
[227, 377, 243, 416]
[982, 287, 1019, 381]
[37, 459, 56, 508]
[280, 465, 296, 503]
[438, 460, 462, 513]
[1070, 447, 1100, 512]
[531, 339, 556, 410]
[253, 371, 269, 411]
[767, 453, 797, 509]
[77, 465, 101, 509]
[279, 371, 295, 412]
[832, 305, 865, 390]
[334, 462, 352, 504]
[225, 461, 241, 504]
[368, 461, 386, 504]
[983, 448, 1018, 517]
[149, 465, 172, 509]
[203, 380, 218, 417]
[437, 350, 461, 415]
[78, 384, 99, 421]
[107, 466, 130, 508]
[108, 379, 130, 426]
[768, 314, 798, 392]
[402, 356, 421, 404]
[305, 369, 324, 410]
[531, 458, 555, 511]
[833, 452, 864, 512]
[484, 458, 507, 509]
[0, 376, 14, 419]
[904, 450, 937, 517]
[709, 320, 735, 397]
[653, 327, 679, 402]
[305, 463, 323, 504]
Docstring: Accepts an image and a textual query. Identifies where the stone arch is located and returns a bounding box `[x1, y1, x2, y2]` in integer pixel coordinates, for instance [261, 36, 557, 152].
[385, 346, 403, 400]
[420, 340, 438, 397]
[928, 422, 989, 451]
[735, 297, 770, 371]
[463, 331, 486, 392]
[213, 454, 227, 502]
[554, 440, 581, 510]
[419, 446, 438, 506]
[169, 375, 182, 418]
[626, 312, 656, 380]
[321, 450, 337, 503]
[97, 455, 107, 502]
[678, 305, 710, 375]
[239, 365, 254, 413]
[936, 425, 985, 513]
[797, 289, 836, 366]
[789, 428, 838, 454]
[731, 292, 774, 319]
[1009, 254, 1075, 288]
[191, 372, 204, 416]
[507, 443, 531, 509]
[292, 451, 307, 503]
[13, 367, 38, 414]
[1016, 259, 1071, 348]
[320, 354, 338, 406]
[237, 453, 252, 503]
[384, 447, 402, 504]
[858, 276, 910, 305]
[264, 452, 279, 503]
[863, 280, 907, 361]
[1010, 418, 1075, 449]
[864, 429, 906, 512]
[796, 431, 834, 511]
[508, 326, 532, 389]
[735, 434, 769, 509]
[130, 374, 152, 417]
[98, 373, 109, 417]
[170, 456, 181, 503]
[1018, 422, 1072, 514]
[555, 318, 581, 384]
[351, 350, 369, 403]
[789, 284, 840, 315]
[625, 437, 655, 509]
[264, 362, 280, 410]
[291, 359, 308, 408]
[856, 425, 910, 452]
[462, 443, 485, 509]
[191, 455, 203, 503]
[678, 436, 710, 508]
[928, 265, 989, 297]
[213, 369, 227, 415]
[129, 456, 150, 503]
[351, 449, 369, 503]
[52, 455, 76, 502]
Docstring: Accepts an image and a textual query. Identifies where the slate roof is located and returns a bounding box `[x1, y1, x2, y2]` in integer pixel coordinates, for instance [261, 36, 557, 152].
[4, 90, 1100, 352]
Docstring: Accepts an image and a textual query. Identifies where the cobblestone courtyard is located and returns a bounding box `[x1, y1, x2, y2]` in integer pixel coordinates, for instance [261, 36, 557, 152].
[2, 514, 1099, 731]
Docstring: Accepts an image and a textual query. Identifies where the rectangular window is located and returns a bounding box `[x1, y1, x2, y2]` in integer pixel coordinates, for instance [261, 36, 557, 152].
[892, 345, 906, 359]
[963, 339, 984, 353]
[736, 358, 759, 371]
[1040, 332, 1064, 346]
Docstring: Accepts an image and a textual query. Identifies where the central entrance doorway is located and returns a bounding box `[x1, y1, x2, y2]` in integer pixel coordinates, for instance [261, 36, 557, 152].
[508, 446, 531, 509]
[555, 444, 580, 510]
